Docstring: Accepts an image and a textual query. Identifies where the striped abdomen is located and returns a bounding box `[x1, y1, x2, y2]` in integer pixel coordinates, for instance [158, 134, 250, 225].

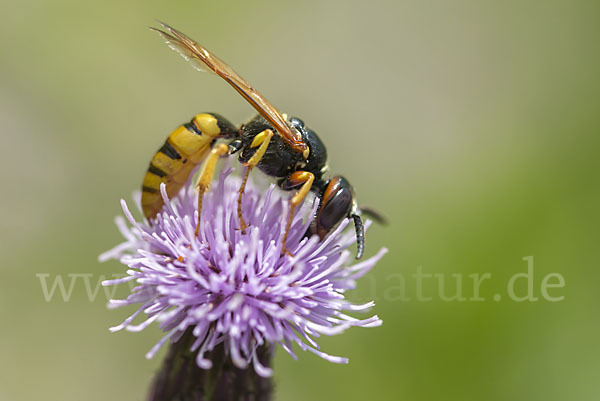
[141, 113, 238, 220]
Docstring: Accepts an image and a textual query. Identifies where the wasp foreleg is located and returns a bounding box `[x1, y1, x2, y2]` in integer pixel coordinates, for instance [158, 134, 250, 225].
[237, 129, 274, 233]
[280, 171, 315, 256]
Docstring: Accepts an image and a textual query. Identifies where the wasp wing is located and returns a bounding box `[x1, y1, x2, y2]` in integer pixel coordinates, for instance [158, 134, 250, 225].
[152, 22, 308, 155]
[151, 27, 216, 75]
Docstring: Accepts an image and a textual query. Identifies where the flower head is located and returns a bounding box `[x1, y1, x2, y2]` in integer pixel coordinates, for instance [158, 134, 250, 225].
[100, 166, 386, 377]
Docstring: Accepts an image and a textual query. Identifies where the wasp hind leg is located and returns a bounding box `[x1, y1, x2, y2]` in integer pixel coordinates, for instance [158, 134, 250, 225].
[237, 129, 274, 233]
[194, 142, 239, 237]
[280, 171, 315, 256]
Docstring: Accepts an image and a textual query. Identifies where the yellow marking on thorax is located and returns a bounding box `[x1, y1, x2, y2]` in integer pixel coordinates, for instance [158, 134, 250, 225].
[250, 130, 268, 148]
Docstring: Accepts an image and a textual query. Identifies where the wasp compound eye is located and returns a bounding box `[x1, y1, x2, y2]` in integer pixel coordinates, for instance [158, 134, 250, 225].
[289, 117, 305, 130]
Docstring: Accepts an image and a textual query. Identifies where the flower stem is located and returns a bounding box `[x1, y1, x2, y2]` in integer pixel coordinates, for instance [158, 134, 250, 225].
[147, 328, 273, 401]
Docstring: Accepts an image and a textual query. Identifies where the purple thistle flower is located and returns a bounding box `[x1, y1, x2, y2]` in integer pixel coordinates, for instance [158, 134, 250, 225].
[100, 166, 386, 377]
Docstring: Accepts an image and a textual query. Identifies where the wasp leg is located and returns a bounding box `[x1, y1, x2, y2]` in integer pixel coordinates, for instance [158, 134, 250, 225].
[351, 214, 365, 260]
[194, 143, 230, 237]
[237, 129, 274, 232]
[280, 171, 315, 256]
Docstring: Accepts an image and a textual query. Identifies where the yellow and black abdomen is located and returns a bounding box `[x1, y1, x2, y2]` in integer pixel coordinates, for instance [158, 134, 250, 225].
[141, 113, 238, 220]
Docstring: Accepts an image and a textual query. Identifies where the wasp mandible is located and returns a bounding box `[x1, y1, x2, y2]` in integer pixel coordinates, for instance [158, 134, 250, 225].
[141, 22, 380, 259]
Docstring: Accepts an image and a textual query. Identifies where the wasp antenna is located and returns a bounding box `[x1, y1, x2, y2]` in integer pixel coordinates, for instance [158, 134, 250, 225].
[351, 214, 365, 260]
[359, 206, 388, 225]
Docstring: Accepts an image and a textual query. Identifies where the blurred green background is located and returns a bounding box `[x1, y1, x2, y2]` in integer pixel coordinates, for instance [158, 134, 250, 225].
[1, 0, 599, 400]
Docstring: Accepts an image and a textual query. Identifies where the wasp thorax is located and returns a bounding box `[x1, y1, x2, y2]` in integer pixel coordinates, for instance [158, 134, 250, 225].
[288, 117, 328, 179]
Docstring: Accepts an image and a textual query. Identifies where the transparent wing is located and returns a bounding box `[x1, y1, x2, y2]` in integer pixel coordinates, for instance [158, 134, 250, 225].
[152, 22, 308, 155]
[152, 27, 216, 75]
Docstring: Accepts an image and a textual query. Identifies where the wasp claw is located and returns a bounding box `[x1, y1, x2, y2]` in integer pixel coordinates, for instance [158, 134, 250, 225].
[236, 223, 250, 233]
[281, 248, 295, 258]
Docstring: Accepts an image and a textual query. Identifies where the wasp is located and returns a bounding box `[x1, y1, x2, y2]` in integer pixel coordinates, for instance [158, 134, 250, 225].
[141, 23, 381, 259]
